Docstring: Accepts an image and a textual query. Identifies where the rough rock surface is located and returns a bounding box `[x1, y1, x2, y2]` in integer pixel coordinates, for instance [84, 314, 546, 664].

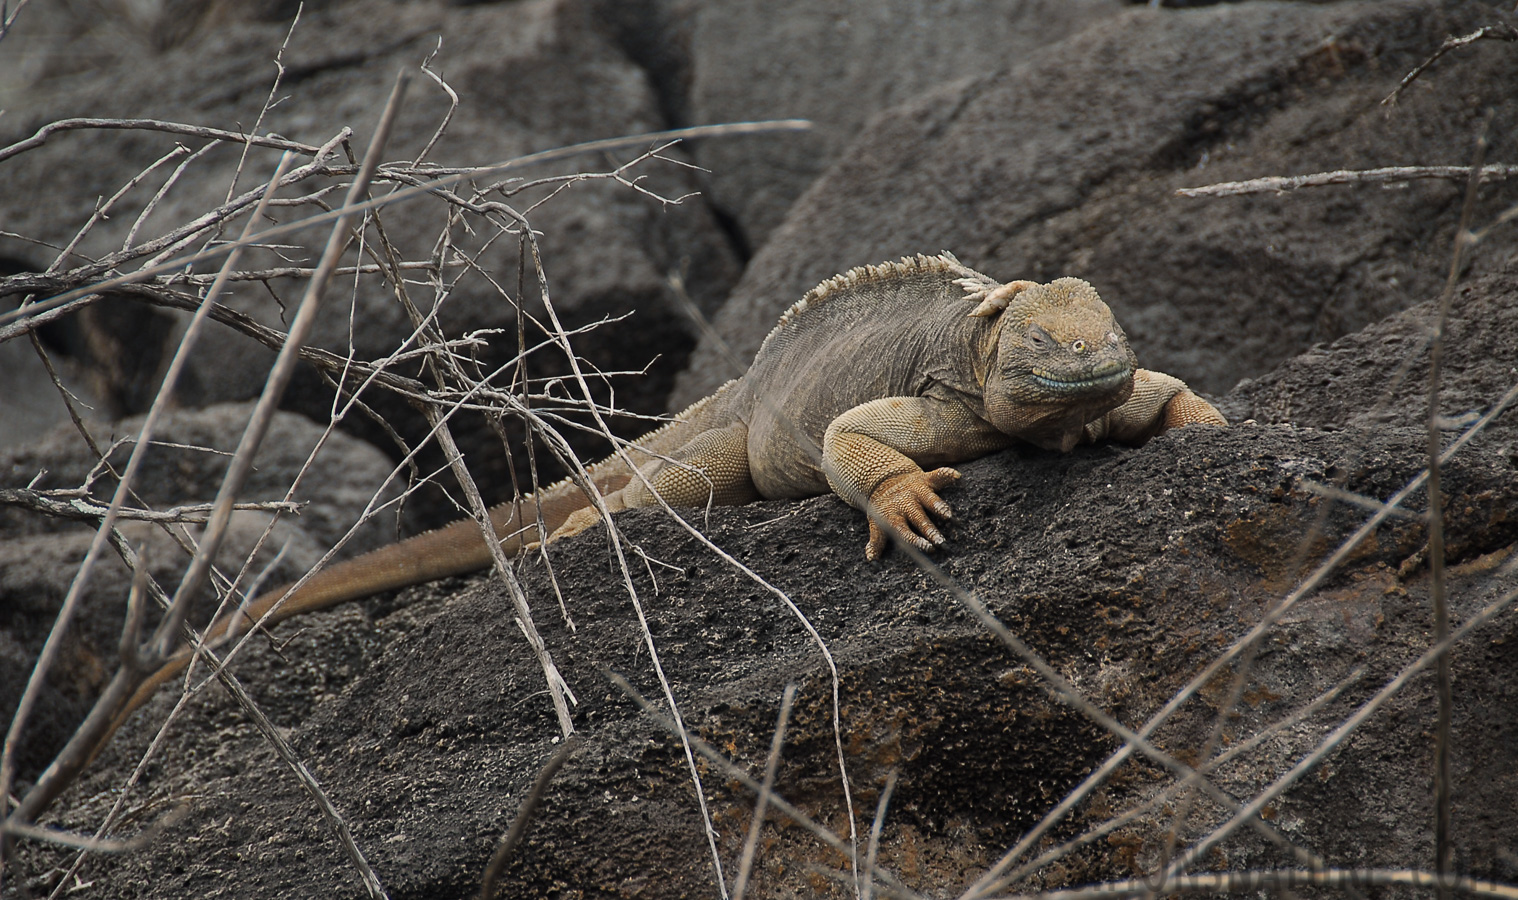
[0, 0, 742, 524]
[600, 0, 1126, 250]
[1226, 267, 1518, 449]
[9, 267, 1518, 900]
[5, 1, 1518, 898]
[13, 415, 1518, 898]
[0, 403, 398, 783]
[673, 0, 1518, 407]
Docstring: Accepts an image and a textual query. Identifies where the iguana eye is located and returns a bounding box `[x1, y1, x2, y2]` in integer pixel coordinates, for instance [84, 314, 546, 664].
[1027, 323, 1055, 350]
[1071, 339, 1087, 353]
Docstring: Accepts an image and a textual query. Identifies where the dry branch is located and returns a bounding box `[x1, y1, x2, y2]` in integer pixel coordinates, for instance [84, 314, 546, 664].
[1383, 24, 1518, 107]
[1177, 164, 1518, 197]
[0, 118, 324, 165]
[990, 867, 1518, 900]
[0, 487, 302, 525]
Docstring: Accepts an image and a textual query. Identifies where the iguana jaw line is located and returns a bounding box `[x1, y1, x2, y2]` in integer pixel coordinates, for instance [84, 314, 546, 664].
[1028, 360, 1132, 395]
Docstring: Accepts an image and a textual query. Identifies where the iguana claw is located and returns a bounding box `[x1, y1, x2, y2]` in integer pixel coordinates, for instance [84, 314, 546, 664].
[865, 467, 961, 560]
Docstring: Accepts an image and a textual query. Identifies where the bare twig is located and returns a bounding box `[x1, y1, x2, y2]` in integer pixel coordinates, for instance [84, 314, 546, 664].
[862, 771, 899, 900]
[987, 667, 1369, 895]
[732, 685, 797, 900]
[517, 232, 729, 892]
[607, 672, 921, 900]
[1383, 24, 1518, 107]
[6, 82, 410, 900]
[223, 4, 301, 205]
[1156, 582, 1518, 883]
[0, 0, 34, 43]
[48, 145, 190, 272]
[0, 487, 302, 524]
[1425, 118, 1489, 894]
[1297, 480, 1422, 520]
[479, 737, 580, 900]
[0, 150, 297, 829]
[1, 819, 157, 853]
[987, 867, 1518, 900]
[0, 118, 323, 165]
[0, 120, 812, 334]
[1176, 164, 1518, 198]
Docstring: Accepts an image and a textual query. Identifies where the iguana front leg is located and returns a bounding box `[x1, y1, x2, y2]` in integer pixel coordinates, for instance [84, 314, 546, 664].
[549, 422, 759, 542]
[1084, 368, 1227, 444]
[823, 397, 1010, 560]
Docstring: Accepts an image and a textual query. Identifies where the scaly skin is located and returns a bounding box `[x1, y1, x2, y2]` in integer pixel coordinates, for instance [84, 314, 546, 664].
[106, 253, 1224, 751]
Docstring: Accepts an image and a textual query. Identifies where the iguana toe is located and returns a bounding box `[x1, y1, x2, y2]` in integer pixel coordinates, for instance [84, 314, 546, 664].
[864, 467, 960, 560]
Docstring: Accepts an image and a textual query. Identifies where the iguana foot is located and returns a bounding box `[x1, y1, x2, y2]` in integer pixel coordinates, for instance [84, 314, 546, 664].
[865, 467, 961, 560]
[1163, 389, 1228, 429]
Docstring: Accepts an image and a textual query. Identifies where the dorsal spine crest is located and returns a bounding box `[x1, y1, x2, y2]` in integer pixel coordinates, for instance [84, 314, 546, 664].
[758, 252, 983, 355]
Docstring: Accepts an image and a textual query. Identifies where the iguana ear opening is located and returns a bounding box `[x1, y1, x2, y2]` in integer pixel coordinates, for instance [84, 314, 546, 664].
[965, 279, 1039, 317]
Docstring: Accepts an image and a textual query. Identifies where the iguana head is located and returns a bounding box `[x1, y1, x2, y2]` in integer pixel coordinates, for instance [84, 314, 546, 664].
[980, 277, 1137, 452]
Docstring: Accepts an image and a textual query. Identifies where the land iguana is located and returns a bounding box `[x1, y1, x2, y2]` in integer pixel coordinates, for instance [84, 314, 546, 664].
[108, 252, 1225, 741]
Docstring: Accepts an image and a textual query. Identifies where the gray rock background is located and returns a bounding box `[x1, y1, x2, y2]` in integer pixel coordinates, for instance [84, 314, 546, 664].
[3, 0, 1518, 897]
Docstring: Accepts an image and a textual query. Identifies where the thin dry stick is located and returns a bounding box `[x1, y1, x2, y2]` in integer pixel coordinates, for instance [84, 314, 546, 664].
[207, 642, 392, 900]
[607, 672, 921, 900]
[958, 373, 1518, 900]
[0, 0, 33, 42]
[942, 566, 1334, 879]
[1383, 24, 1518, 107]
[1426, 120, 1488, 891]
[0, 820, 156, 853]
[426, 409, 578, 736]
[0, 120, 812, 334]
[9, 77, 406, 900]
[138, 73, 414, 900]
[732, 685, 798, 900]
[124, 143, 218, 253]
[1176, 164, 1518, 198]
[0, 150, 296, 828]
[47, 144, 190, 272]
[992, 667, 1368, 894]
[0, 117, 323, 164]
[222, 5, 301, 205]
[479, 736, 580, 900]
[515, 232, 735, 894]
[862, 771, 899, 900]
[1156, 582, 1518, 884]
[0, 487, 300, 524]
[988, 867, 1518, 900]
[352, 174, 577, 738]
[151, 76, 401, 657]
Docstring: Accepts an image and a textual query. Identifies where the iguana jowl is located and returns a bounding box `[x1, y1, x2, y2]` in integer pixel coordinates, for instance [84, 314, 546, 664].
[112, 253, 1224, 734]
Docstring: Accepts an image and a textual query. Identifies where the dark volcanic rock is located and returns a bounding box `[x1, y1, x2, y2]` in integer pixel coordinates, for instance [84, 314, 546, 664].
[14, 256, 1518, 897]
[6, 2, 1518, 898]
[602, 0, 1126, 251]
[0, 0, 741, 524]
[673, 0, 1518, 407]
[1226, 264, 1518, 449]
[0, 403, 398, 785]
[15, 421, 1517, 898]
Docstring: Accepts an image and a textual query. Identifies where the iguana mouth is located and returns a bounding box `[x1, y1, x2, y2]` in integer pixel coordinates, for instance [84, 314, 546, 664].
[1030, 361, 1131, 394]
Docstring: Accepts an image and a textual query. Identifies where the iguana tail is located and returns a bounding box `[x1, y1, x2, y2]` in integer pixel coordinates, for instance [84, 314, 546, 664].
[98, 380, 742, 758]
[96, 485, 593, 762]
